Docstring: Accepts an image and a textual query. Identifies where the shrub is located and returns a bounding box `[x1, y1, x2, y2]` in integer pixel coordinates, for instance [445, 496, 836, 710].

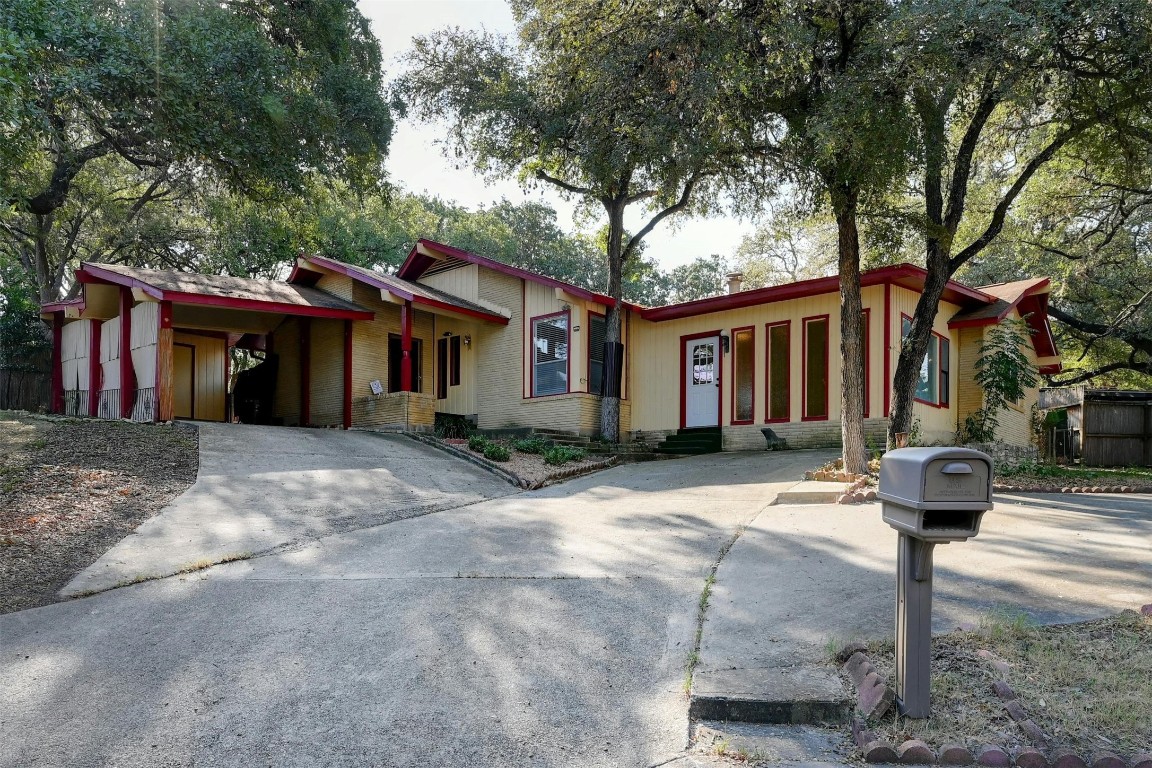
[467, 434, 490, 452]
[483, 443, 511, 462]
[513, 436, 550, 454]
[435, 413, 473, 439]
[543, 445, 587, 466]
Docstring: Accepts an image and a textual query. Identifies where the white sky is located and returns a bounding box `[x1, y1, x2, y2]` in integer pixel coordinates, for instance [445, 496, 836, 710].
[358, 0, 755, 269]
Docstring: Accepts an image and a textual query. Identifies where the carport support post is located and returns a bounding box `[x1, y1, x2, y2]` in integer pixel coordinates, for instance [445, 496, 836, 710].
[50, 311, 64, 414]
[400, 300, 413, 392]
[343, 319, 353, 429]
[155, 301, 173, 422]
[119, 287, 135, 419]
[895, 533, 936, 718]
[88, 319, 101, 417]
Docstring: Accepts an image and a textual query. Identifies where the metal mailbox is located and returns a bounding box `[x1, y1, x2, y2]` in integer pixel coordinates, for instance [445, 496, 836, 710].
[878, 448, 993, 543]
[877, 447, 995, 719]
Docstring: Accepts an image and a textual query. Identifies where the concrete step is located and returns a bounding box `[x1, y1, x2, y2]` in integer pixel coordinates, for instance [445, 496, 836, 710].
[690, 665, 851, 725]
[773, 481, 849, 505]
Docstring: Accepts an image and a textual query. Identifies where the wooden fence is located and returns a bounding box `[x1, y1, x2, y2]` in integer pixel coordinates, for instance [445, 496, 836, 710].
[0, 368, 51, 413]
[1082, 400, 1152, 467]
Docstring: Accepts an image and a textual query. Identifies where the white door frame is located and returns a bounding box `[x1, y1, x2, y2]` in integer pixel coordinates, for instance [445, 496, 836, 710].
[682, 332, 721, 428]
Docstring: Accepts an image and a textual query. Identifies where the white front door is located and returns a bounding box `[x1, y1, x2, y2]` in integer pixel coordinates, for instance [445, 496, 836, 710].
[684, 336, 720, 427]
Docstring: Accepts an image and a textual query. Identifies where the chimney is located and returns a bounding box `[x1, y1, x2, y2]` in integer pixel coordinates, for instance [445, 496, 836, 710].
[726, 272, 744, 294]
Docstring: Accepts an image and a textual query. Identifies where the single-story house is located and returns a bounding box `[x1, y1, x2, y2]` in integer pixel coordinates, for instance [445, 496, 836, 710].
[41, 239, 1061, 449]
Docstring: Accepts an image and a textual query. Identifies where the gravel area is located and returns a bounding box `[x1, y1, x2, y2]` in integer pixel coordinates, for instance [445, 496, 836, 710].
[443, 437, 611, 487]
[0, 412, 198, 614]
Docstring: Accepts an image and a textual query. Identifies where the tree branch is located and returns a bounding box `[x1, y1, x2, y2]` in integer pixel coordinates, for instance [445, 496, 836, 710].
[622, 174, 700, 260]
[535, 169, 595, 196]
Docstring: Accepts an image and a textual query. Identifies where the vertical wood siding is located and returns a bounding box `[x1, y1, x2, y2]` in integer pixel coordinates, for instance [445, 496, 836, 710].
[420, 264, 479, 302]
[172, 331, 227, 422]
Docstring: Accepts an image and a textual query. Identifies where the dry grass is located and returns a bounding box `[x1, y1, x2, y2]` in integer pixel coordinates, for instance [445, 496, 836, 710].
[863, 610, 1151, 756]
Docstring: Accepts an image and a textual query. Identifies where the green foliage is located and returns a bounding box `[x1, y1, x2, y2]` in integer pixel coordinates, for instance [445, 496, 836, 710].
[542, 445, 586, 466]
[512, 436, 550, 454]
[962, 320, 1041, 442]
[434, 414, 473, 440]
[467, 434, 490, 453]
[483, 443, 511, 462]
[0, 265, 50, 371]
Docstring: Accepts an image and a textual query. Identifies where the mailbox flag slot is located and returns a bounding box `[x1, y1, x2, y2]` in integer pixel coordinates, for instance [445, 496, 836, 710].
[921, 510, 977, 531]
[940, 462, 972, 474]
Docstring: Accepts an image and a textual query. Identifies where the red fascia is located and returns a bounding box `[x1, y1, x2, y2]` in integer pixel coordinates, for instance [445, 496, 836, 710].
[641, 264, 995, 322]
[41, 297, 85, 315]
[400, 239, 639, 311]
[162, 292, 374, 321]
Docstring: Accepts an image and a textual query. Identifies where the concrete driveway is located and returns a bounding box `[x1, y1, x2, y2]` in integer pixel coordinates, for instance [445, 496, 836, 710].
[62, 423, 518, 596]
[1, 439, 831, 768]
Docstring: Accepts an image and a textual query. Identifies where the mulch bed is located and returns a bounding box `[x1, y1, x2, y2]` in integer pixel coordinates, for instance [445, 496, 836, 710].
[0, 413, 199, 614]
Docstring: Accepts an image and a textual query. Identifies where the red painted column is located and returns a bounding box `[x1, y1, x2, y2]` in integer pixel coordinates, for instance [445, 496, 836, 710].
[343, 320, 353, 430]
[400, 300, 413, 392]
[299, 317, 311, 426]
[50, 312, 64, 414]
[88, 319, 101, 417]
[119, 287, 135, 419]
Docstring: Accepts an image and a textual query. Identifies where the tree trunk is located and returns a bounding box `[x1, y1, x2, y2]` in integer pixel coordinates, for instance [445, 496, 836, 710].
[599, 198, 626, 443]
[834, 188, 867, 475]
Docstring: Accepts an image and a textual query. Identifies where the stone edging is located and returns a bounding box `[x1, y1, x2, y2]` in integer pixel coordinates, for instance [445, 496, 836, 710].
[404, 433, 619, 490]
[993, 485, 1152, 494]
[839, 646, 1151, 768]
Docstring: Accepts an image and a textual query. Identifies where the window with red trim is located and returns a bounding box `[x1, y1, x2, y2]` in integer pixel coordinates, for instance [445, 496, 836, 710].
[900, 315, 949, 407]
[731, 327, 754, 423]
[803, 316, 829, 420]
[532, 312, 569, 396]
[766, 322, 789, 422]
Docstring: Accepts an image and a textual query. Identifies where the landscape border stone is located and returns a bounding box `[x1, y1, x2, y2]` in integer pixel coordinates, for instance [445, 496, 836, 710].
[843, 646, 1144, 767]
[992, 485, 1152, 494]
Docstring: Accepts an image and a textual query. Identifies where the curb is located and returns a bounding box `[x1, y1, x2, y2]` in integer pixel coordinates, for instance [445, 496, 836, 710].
[841, 645, 1149, 767]
[993, 485, 1152, 494]
[405, 433, 620, 490]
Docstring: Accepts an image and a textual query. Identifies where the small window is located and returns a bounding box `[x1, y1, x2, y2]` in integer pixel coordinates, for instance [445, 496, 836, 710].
[766, 322, 789, 422]
[803, 316, 829, 420]
[901, 316, 941, 405]
[388, 335, 423, 393]
[588, 313, 606, 395]
[532, 313, 569, 396]
[732, 327, 754, 423]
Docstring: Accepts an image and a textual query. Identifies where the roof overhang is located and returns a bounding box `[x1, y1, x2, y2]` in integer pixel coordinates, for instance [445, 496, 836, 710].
[297, 255, 510, 325]
[61, 263, 373, 322]
[398, 239, 642, 312]
[640, 264, 994, 322]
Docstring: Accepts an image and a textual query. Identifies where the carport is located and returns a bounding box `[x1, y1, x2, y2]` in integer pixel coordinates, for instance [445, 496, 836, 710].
[42, 263, 373, 425]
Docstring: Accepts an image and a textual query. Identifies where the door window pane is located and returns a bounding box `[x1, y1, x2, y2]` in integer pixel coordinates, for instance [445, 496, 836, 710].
[692, 342, 715, 385]
[533, 314, 569, 396]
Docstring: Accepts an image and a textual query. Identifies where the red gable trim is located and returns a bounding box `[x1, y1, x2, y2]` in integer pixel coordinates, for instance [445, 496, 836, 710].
[77, 263, 164, 299]
[947, 278, 1051, 328]
[41, 297, 85, 314]
[641, 264, 995, 322]
[163, 291, 374, 320]
[304, 255, 509, 325]
[399, 239, 639, 311]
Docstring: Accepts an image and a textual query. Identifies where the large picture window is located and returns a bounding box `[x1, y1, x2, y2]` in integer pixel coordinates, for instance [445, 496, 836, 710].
[588, 313, 606, 395]
[532, 312, 569, 396]
[766, 321, 790, 422]
[803, 316, 829, 420]
[388, 335, 423, 393]
[901, 315, 946, 406]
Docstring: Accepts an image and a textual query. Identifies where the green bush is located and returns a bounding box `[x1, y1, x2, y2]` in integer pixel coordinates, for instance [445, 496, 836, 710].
[467, 434, 489, 452]
[513, 436, 550, 454]
[543, 445, 587, 466]
[435, 413, 473, 439]
[483, 443, 511, 462]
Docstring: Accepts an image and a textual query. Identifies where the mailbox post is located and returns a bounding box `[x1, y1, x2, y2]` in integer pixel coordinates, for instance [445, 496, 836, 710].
[877, 447, 994, 718]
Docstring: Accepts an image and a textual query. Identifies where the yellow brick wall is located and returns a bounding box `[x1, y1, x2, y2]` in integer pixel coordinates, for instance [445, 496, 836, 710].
[309, 318, 346, 427]
[353, 392, 436, 430]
